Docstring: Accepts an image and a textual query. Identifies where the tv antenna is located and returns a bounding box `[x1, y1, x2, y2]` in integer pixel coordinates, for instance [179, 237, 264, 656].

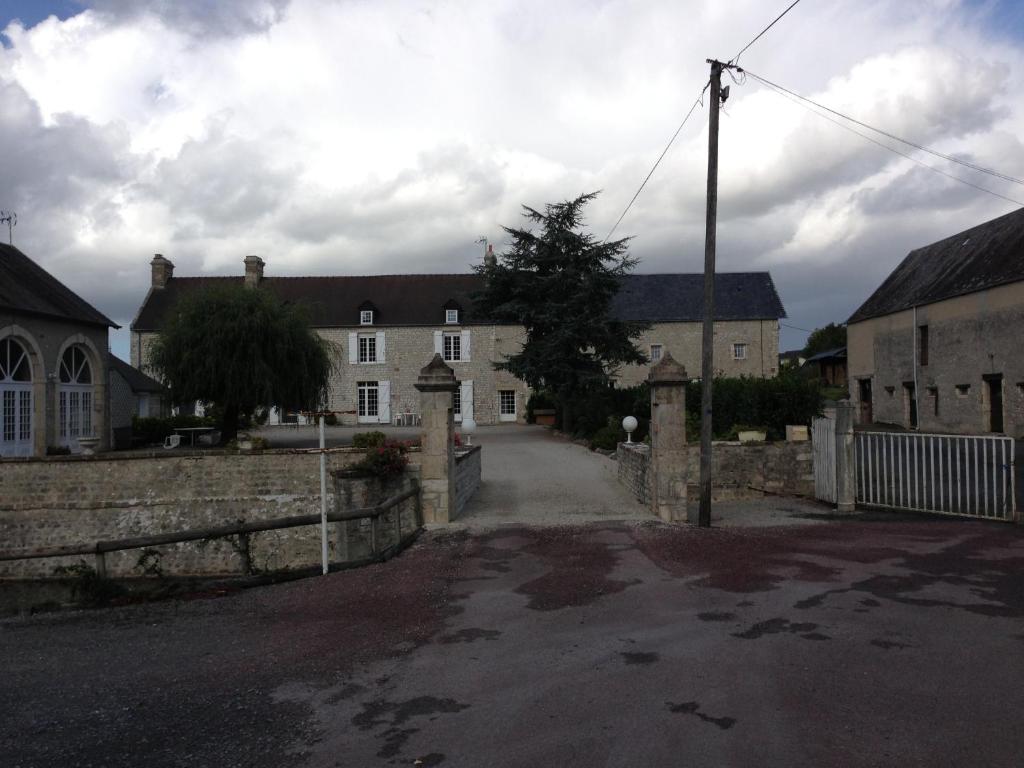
[0, 211, 16, 245]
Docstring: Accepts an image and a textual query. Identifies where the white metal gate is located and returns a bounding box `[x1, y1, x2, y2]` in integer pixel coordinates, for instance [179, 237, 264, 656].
[855, 432, 1017, 521]
[812, 417, 837, 504]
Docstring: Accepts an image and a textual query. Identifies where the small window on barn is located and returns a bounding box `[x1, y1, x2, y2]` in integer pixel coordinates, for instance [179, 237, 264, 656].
[360, 310, 374, 326]
[650, 344, 663, 363]
[956, 384, 971, 398]
[927, 386, 939, 417]
[446, 309, 459, 324]
[732, 343, 747, 360]
[918, 325, 929, 366]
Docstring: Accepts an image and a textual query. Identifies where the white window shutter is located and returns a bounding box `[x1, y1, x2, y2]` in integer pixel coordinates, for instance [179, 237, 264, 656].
[378, 380, 391, 424]
[348, 332, 358, 364]
[461, 380, 474, 422]
[434, 330, 443, 355]
[376, 331, 386, 364]
[461, 330, 471, 362]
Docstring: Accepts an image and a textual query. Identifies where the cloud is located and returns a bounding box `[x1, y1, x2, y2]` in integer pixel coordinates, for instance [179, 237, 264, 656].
[87, 0, 290, 38]
[0, 0, 1022, 362]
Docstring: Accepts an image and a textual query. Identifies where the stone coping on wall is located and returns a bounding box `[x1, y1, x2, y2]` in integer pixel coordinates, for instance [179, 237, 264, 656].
[454, 444, 482, 463]
[0, 445, 421, 464]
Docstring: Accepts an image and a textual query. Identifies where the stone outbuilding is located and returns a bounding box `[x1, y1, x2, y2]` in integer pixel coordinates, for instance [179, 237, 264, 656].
[848, 206, 1024, 436]
[1, 243, 118, 456]
[107, 353, 168, 449]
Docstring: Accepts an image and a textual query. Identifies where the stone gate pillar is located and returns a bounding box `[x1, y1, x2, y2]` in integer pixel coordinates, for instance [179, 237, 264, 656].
[648, 353, 688, 522]
[835, 401, 856, 514]
[415, 354, 458, 524]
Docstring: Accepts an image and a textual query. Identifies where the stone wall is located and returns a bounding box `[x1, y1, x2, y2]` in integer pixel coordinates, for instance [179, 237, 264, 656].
[0, 448, 425, 579]
[616, 440, 814, 506]
[454, 445, 482, 516]
[617, 442, 650, 506]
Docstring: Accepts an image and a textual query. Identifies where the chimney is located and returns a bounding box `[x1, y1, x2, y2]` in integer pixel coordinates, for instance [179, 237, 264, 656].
[244, 255, 265, 289]
[484, 243, 496, 268]
[150, 254, 174, 289]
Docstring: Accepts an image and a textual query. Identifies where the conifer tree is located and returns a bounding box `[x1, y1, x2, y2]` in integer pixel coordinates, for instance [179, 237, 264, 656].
[474, 192, 647, 432]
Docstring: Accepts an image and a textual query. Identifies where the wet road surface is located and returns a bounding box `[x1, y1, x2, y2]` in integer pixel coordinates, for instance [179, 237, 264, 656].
[2, 516, 1023, 767]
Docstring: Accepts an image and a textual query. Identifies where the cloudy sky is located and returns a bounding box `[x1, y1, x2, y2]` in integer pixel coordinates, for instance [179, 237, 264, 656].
[2, 0, 1024, 361]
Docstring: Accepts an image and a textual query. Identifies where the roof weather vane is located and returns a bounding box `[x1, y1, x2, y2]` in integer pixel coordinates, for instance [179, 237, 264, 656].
[0, 211, 15, 245]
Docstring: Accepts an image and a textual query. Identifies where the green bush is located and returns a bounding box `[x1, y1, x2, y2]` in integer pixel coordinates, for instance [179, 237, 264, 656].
[554, 371, 822, 445]
[352, 430, 387, 449]
[685, 373, 822, 441]
[559, 383, 650, 443]
[355, 440, 410, 477]
[589, 422, 624, 451]
[526, 390, 557, 423]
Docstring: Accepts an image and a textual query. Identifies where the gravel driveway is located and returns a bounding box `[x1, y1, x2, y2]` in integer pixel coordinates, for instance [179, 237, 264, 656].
[456, 425, 650, 525]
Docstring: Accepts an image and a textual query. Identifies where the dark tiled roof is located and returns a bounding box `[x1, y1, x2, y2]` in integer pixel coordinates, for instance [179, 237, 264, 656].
[132, 271, 786, 331]
[610, 273, 786, 322]
[804, 346, 847, 364]
[133, 274, 486, 331]
[849, 206, 1024, 323]
[108, 354, 165, 393]
[0, 243, 117, 328]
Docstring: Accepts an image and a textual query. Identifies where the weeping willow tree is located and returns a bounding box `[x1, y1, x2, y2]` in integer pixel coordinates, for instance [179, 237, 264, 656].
[148, 283, 335, 443]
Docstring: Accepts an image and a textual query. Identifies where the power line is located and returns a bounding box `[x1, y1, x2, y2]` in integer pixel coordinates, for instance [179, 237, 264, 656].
[746, 71, 1024, 207]
[730, 0, 804, 65]
[603, 84, 709, 242]
[743, 68, 1024, 187]
[781, 322, 816, 333]
[602, 0, 806, 243]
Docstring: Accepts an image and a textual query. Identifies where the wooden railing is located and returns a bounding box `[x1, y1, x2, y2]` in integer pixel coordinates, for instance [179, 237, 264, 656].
[0, 484, 421, 577]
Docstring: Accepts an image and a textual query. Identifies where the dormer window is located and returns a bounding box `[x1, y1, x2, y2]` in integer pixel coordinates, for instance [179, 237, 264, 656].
[446, 309, 459, 324]
[360, 310, 374, 326]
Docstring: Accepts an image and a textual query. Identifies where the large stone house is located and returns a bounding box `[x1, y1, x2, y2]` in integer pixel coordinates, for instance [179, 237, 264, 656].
[1, 243, 118, 457]
[130, 254, 786, 425]
[848, 206, 1024, 436]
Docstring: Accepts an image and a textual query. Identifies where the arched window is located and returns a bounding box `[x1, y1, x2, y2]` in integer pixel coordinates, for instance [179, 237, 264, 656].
[0, 337, 33, 457]
[59, 345, 94, 446]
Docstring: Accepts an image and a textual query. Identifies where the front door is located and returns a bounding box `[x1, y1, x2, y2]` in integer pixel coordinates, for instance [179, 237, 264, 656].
[499, 390, 516, 423]
[0, 338, 34, 457]
[58, 346, 94, 451]
[357, 381, 379, 424]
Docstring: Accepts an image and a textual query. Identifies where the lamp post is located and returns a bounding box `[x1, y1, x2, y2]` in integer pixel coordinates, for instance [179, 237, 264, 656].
[462, 417, 477, 446]
[622, 415, 638, 443]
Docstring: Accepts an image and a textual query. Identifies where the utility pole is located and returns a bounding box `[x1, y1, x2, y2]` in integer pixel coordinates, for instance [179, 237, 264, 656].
[698, 60, 729, 528]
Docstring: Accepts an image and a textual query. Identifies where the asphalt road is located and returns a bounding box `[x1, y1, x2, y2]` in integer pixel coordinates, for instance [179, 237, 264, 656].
[3, 516, 1023, 768]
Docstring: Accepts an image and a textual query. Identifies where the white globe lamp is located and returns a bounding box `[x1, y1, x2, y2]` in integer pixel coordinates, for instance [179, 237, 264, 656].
[462, 417, 477, 445]
[622, 415, 638, 443]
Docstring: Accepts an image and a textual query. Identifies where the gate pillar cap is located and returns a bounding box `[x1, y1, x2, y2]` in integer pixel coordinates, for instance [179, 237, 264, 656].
[415, 353, 459, 392]
[648, 352, 688, 386]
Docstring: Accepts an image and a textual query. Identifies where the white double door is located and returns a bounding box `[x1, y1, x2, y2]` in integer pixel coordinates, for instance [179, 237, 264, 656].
[0, 383, 33, 457]
[59, 384, 94, 450]
[358, 380, 391, 424]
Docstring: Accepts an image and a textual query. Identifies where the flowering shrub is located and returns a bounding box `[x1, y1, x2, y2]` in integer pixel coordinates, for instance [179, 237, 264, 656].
[356, 439, 410, 477]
